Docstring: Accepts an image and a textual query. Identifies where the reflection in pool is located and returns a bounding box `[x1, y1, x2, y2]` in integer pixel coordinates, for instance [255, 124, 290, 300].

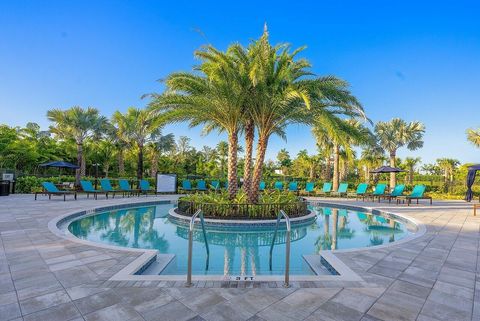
[68, 204, 415, 276]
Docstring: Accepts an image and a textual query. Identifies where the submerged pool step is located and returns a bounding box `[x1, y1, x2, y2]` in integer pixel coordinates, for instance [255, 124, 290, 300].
[140, 254, 175, 275]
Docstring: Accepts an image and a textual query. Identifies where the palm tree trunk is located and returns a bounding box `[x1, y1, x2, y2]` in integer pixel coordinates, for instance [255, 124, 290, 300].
[118, 150, 125, 176]
[324, 156, 331, 181]
[227, 131, 239, 200]
[75, 143, 83, 187]
[389, 151, 396, 188]
[244, 120, 255, 202]
[151, 152, 159, 177]
[104, 164, 109, 177]
[333, 144, 340, 191]
[251, 134, 269, 203]
[309, 165, 315, 180]
[137, 144, 144, 180]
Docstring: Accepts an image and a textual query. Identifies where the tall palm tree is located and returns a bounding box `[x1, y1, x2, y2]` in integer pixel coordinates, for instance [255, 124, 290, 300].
[467, 128, 480, 147]
[246, 30, 366, 202]
[112, 108, 164, 180]
[148, 45, 248, 199]
[403, 157, 421, 185]
[374, 118, 425, 188]
[47, 106, 108, 186]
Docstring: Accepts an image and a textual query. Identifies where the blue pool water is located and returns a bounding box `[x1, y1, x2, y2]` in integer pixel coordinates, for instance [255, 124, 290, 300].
[68, 203, 416, 276]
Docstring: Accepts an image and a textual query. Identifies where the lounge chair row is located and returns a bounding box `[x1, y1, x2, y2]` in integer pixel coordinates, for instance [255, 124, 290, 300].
[180, 180, 303, 193]
[313, 182, 432, 205]
[34, 179, 156, 201]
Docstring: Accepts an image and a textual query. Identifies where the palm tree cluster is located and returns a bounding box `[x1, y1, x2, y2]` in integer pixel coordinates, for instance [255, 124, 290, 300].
[148, 26, 366, 202]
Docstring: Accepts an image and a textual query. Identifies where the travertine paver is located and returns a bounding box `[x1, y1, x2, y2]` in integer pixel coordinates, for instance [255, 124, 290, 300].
[0, 194, 479, 320]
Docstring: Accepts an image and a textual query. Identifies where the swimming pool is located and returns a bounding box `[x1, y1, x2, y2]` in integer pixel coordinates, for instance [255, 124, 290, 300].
[67, 203, 416, 276]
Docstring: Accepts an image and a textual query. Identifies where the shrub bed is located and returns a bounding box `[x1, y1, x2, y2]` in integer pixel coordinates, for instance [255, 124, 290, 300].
[177, 191, 308, 219]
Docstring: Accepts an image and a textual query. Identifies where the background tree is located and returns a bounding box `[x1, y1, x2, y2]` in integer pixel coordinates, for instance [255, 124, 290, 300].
[276, 148, 292, 175]
[436, 158, 460, 192]
[313, 116, 369, 190]
[374, 118, 425, 188]
[112, 107, 164, 180]
[403, 157, 421, 185]
[47, 106, 108, 186]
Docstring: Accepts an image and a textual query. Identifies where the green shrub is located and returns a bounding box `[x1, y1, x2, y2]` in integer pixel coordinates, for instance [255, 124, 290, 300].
[15, 176, 41, 193]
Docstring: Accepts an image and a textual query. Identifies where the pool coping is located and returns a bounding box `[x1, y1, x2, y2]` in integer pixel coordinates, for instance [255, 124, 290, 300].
[48, 199, 426, 284]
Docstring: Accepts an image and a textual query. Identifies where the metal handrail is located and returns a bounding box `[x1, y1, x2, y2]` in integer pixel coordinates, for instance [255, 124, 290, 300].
[186, 209, 209, 287]
[269, 210, 291, 287]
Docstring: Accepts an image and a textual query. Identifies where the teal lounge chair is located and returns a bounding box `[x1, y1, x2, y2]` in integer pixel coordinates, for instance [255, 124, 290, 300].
[210, 180, 220, 191]
[223, 181, 228, 189]
[397, 185, 432, 206]
[304, 182, 315, 195]
[139, 179, 156, 195]
[347, 183, 369, 199]
[196, 180, 207, 192]
[80, 180, 108, 199]
[331, 183, 349, 197]
[318, 182, 332, 195]
[100, 179, 123, 198]
[181, 180, 194, 193]
[365, 184, 387, 201]
[274, 181, 283, 191]
[35, 182, 77, 201]
[288, 182, 299, 194]
[119, 179, 140, 196]
[259, 181, 266, 192]
[381, 184, 405, 203]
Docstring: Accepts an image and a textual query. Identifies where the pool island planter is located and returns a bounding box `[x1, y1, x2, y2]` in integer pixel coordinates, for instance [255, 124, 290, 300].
[176, 198, 308, 220]
[169, 207, 317, 228]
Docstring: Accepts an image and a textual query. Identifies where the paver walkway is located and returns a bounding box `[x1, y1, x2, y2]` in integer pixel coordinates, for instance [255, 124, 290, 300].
[0, 194, 479, 321]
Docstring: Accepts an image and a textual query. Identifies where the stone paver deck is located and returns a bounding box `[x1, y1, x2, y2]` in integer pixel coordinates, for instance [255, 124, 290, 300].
[1, 194, 479, 321]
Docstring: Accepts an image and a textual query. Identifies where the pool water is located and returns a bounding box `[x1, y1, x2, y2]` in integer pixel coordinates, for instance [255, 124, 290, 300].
[68, 203, 415, 276]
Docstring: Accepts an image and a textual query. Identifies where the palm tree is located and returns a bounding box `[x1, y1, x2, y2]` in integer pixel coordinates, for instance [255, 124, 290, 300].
[467, 128, 480, 147]
[374, 118, 425, 188]
[436, 158, 459, 192]
[112, 108, 164, 180]
[313, 117, 370, 191]
[148, 45, 248, 199]
[147, 132, 175, 177]
[403, 157, 421, 185]
[246, 29, 366, 202]
[359, 142, 385, 183]
[47, 106, 108, 186]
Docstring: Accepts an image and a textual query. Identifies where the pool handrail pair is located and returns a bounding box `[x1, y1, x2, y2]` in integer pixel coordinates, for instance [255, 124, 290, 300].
[185, 209, 291, 288]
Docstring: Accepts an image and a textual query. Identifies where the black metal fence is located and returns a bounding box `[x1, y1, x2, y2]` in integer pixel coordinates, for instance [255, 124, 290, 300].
[176, 198, 308, 220]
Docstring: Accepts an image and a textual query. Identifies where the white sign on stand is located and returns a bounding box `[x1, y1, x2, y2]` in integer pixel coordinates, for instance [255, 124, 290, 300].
[156, 173, 177, 193]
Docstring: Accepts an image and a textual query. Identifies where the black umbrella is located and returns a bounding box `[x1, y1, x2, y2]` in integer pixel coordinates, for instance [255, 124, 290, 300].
[40, 161, 80, 169]
[370, 166, 405, 173]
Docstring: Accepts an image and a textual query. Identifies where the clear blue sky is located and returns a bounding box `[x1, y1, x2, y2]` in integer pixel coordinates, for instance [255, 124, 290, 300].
[1, 0, 479, 164]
